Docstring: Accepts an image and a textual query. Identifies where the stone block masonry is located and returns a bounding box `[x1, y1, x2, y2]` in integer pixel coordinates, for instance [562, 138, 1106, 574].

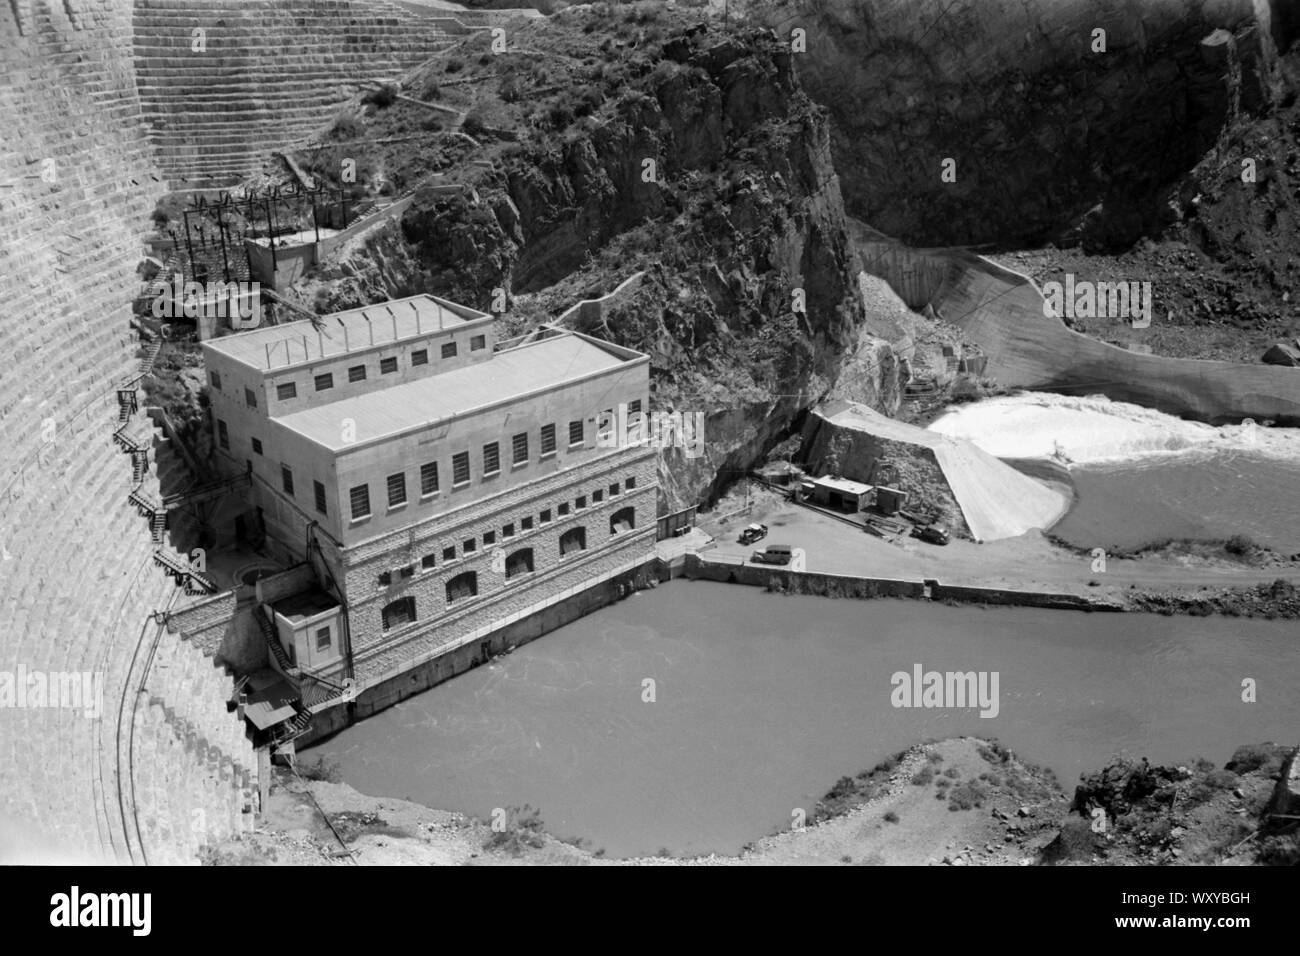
[132, 0, 472, 187]
[340, 447, 659, 686]
[0, 0, 252, 863]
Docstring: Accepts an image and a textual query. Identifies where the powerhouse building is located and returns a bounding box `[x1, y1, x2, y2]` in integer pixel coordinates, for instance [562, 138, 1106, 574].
[201, 294, 658, 700]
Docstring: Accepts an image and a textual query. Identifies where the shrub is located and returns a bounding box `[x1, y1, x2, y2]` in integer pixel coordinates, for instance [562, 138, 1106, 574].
[482, 804, 546, 856]
[883, 811, 899, 823]
[911, 766, 934, 786]
[1225, 534, 1256, 555]
[330, 115, 362, 140]
[296, 755, 341, 783]
[461, 109, 487, 136]
[362, 83, 398, 108]
[445, 56, 465, 74]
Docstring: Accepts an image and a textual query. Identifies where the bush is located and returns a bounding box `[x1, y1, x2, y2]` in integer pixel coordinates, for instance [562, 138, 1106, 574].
[330, 115, 362, 140]
[362, 83, 398, 108]
[1225, 534, 1256, 555]
[461, 109, 487, 136]
[483, 805, 546, 856]
[445, 56, 465, 74]
[883, 811, 899, 824]
[296, 755, 341, 783]
[911, 766, 934, 786]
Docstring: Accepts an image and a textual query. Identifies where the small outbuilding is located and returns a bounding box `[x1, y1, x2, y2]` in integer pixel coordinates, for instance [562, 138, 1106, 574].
[799, 475, 874, 513]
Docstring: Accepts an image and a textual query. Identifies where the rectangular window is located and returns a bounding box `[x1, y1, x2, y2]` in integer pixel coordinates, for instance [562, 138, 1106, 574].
[540, 423, 556, 455]
[568, 420, 584, 446]
[470, 334, 486, 351]
[350, 484, 371, 520]
[441, 341, 457, 359]
[626, 476, 637, 489]
[210, 371, 222, 390]
[411, 349, 428, 366]
[314, 372, 334, 391]
[218, 420, 229, 449]
[251, 437, 263, 455]
[378, 571, 391, 586]
[628, 399, 642, 414]
[540, 509, 551, 524]
[442, 546, 457, 562]
[521, 516, 534, 531]
[315, 626, 332, 652]
[281, 465, 294, 496]
[348, 365, 366, 383]
[380, 356, 398, 374]
[314, 480, 327, 515]
[575, 495, 586, 511]
[244, 387, 258, 409]
[483, 530, 496, 546]
[483, 442, 500, 476]
[277, 381, 297, 401]
[592, 489, 603, 503]
[512, 432, 528, 465]
[558, 502, 570, 516]
[463, 538, 477, 554]
[387, 472, 407, 508]
[609, 482, 620, 497]
[422, 553, 436, 569]
[420, 461, 439, 496]
[400, 565, 414, 579]
[502, 523, 514, 539]
[452, 452, 470, 486]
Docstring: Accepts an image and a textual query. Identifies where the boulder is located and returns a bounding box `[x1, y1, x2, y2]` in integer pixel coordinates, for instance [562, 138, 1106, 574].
[1262, 342, 1300, 366]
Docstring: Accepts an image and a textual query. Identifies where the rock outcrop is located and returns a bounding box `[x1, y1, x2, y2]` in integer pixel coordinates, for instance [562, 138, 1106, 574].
[753, 0, 1290, 249]
[295, 23, 903, 511]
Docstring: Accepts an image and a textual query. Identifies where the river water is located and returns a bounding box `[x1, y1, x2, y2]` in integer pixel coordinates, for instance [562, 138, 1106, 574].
[307, 582, 1300, 858]
[930, 391, 1300, 554]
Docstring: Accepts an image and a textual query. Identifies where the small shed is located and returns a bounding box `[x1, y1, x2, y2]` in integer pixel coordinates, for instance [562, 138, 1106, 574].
[801, 475, 874, 512]
[874, 486, 908, 515]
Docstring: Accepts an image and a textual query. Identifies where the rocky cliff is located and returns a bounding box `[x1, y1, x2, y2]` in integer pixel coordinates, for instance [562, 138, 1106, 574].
[295, 13, 908, 510]
[751, 0, 1293, 250]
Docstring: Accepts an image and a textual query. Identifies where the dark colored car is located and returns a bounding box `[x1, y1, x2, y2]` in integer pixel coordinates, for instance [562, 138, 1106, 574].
[739, 523, 768, 545]
[913, 524, 950, 546]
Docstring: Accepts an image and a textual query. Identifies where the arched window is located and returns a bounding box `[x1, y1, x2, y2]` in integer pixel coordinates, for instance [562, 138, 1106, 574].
[505, 548, 534, 579]
[559, 527, 586, 556]
[381, 596, 416, 632]
[446, 571, 478, 605]
[610, 506, 635, 536]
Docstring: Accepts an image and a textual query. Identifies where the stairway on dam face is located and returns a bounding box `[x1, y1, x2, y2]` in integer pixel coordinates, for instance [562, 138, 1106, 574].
[0, 0, 252, 864]
[131, 0, 469, 188]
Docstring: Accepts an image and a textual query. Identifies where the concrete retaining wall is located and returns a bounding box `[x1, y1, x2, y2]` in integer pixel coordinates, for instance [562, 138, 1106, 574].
[684, 554, 925, 599]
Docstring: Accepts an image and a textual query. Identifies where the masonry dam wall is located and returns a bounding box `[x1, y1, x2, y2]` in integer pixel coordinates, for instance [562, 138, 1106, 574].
[858, 236, 1300, 427]
[133, 0, 481, 188]
[0, 0, 256, 864]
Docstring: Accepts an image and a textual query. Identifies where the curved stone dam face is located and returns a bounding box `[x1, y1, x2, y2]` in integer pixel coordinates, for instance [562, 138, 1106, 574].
[859, 238, 1300, 426]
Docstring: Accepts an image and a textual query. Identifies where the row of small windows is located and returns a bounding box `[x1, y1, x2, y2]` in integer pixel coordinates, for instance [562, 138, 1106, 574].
[215, 421, 640, 522]
[212, 336, 492, 406]
[377, 528, 598, 632]
[347, 420, 637, 522]
[375, 505, 636, 591]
